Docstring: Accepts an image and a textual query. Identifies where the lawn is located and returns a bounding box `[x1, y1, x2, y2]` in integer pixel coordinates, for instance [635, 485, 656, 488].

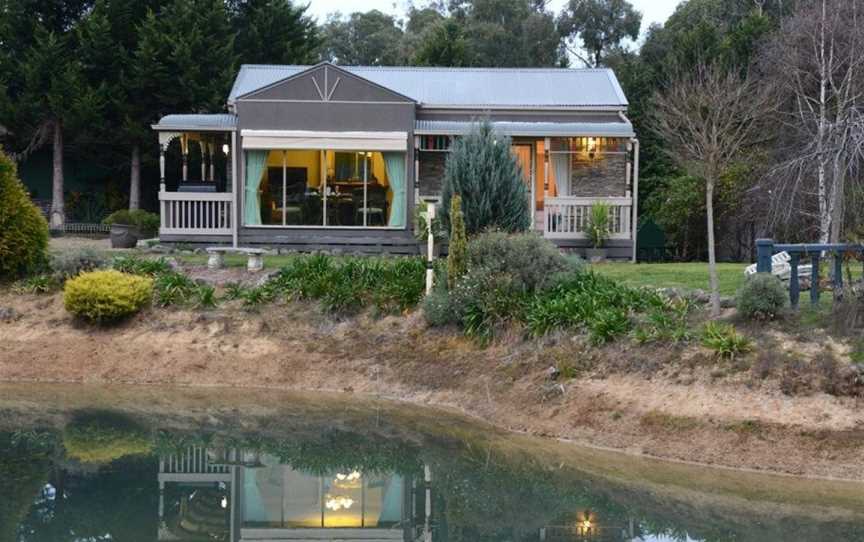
[592, 262, 748, 297]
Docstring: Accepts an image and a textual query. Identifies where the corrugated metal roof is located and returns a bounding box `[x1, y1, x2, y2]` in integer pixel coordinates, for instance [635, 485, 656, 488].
[228, 64, 628, 109]
[415, 120, 634, 138]
[152, 114, 237, 131]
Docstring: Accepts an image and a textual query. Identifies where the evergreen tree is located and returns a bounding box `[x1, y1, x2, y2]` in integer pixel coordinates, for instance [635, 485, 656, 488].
[412, 19, 468, 67]
[231, 0, 321, 65]
[132, 0, 237, 117]
[447, 194, 468, 289]
[16, 25, 102, 227]
[322, 10, 405, 65]
[77, 0, 167, 210]
[440, 121, 531, 235]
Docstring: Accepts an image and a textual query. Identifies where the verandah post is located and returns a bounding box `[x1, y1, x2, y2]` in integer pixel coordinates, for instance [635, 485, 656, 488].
[756, 238, 774, 273]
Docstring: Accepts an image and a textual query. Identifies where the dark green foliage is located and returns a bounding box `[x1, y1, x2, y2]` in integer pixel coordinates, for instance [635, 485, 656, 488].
[111, 255, 172, 276]
[322, 10, 405, 65]
[0, 431, 53, 542]
[447, 195, 468, 290]
[0, 151, 49, 279]
[466, 231, 575, 291]
[152, 271, 200, 307]
[231, 0, 321, 65]
[440, 121, 532, 235]
[736, 274, 786, 321]
[50, 247, 107, 280]
[103, 209, 159, 238]
[412, 19, 468, 66]
[523, 271, 659, 340]
[264, 254, 426, 315]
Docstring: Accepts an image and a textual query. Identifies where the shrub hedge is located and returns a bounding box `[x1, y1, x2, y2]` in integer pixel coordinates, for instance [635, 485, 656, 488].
[64, 270, 153, 323]
[0, 150, 49, 279]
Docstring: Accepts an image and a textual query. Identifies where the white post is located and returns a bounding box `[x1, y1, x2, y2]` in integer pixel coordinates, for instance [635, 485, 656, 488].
[200, 141, 206, 181]
[282, 150, 287, 226]
[425, 202, 436, 295]
[231, 131, 239, 248]
[424, 464, 432, 542]
[631, 139, 640, 263]
[159, 145, 167, 233]
[209, 142, 215, 181]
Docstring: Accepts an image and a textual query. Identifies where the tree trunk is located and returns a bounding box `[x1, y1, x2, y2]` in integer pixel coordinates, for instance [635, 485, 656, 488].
[129, 145, 141, 210]
[50, 121, 65, 228]
[817, 0, 830, 243]
[706, 177, 721, 317]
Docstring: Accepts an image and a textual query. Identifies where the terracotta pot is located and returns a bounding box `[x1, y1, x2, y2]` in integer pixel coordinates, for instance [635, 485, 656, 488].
[110, 224, 141, 249]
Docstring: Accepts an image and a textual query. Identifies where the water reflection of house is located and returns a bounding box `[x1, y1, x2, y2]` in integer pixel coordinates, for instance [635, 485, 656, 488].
[158, 447, 431, 542]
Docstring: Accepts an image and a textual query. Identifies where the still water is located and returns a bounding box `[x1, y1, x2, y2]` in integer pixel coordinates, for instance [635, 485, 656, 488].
[0, 384, 862, 542]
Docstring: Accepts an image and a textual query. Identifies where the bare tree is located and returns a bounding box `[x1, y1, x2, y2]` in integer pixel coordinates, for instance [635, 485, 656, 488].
[763, 0, 864, 242]
[652, 63, 775, 316]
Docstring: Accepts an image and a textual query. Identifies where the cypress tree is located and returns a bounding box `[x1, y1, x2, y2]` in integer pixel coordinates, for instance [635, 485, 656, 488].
[231, 0, 321, 65]
[440, 120, 531, 235]
[447, 194, 468, 290]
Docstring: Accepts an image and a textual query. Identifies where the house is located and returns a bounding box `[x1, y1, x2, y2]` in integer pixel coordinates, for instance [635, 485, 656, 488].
[152, 62, 639, 259]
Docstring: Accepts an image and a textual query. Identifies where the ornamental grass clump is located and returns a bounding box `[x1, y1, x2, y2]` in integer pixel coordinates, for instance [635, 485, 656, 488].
[736, 274, 787, 321]
[64, 270, 153, 323]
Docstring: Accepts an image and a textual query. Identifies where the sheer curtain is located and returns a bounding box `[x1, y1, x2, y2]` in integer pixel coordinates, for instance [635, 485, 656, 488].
[552, 149, 570, 197]
[244, 150, 268, 225]
[384, 152, 407, 227]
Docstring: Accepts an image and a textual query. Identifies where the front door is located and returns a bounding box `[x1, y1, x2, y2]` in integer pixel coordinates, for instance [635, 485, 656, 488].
[511, 142, 539, 231]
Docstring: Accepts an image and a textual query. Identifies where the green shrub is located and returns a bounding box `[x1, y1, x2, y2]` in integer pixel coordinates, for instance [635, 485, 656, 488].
[112, 255, 172, 276]
[701, 321, 752, 359]
[633, 298, 694, 344]
[422, 281, 456, 326]
[447, 195, 468, 290]
[586, 201, 611, 248]
[50, 248, 108, 280]
[736, 274, 786, 321]
[467, 231, 576, 292]
[64, 270, 153, 323]
[0, 150, 49, 279]
[103, 209, 159, 238]
[587, 307, 631, 344]
[440, 120, 531, 234]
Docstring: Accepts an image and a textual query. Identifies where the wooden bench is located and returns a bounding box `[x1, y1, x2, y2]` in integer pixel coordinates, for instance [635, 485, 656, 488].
[206, 247, 266, 272]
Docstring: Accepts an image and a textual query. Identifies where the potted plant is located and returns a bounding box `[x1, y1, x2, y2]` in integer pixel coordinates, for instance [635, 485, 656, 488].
[585, 201, 611, 263]
[104, 209, 160, 249]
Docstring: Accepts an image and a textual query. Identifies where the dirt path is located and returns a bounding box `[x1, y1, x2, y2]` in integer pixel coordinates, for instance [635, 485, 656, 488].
[1, 291, 862, 481]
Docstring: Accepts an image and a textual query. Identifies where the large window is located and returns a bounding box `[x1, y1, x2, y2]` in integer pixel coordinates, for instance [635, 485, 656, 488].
[245, 149, 407, 228]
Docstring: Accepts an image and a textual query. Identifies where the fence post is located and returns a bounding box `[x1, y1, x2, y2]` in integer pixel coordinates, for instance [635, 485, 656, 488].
[810, 253, 821, 306]
[833, 253, 843, 290]
[425, 202, 436, 296]
[789, 253, 800, 310]
[756, 239, 774, 273]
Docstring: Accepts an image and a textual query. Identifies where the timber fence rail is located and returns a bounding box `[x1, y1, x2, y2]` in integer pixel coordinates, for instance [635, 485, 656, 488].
[756, 238, 864, 309]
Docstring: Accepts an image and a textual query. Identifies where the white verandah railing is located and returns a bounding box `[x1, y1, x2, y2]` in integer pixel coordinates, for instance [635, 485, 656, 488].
[159, 191, 233, 236]
[543, 196, 632, 240]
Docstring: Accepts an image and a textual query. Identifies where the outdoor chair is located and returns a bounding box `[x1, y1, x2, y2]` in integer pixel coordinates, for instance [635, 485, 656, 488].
[744, 251, 813, 280]
[353, 186, 387, 226]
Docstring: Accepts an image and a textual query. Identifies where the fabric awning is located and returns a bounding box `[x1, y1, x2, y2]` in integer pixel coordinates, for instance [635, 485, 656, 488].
[241, 130, 408, 151]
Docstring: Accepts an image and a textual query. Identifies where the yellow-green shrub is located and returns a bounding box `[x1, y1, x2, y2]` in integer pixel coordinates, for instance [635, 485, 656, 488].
[64, 270, 153, 322]
[63, 414, 152, 464]
[0, 150, 49, 279]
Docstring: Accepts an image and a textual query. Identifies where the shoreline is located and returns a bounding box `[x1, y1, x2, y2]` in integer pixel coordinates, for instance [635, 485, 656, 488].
[1, 290, 862, 481]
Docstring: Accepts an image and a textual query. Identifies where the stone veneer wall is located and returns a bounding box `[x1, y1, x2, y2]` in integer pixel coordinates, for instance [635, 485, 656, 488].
[417, 152, 447, 197]
[569, 152, 628, 197]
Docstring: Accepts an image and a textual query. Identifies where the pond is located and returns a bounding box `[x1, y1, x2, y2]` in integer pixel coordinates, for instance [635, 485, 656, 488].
[0, 383, 862, 542]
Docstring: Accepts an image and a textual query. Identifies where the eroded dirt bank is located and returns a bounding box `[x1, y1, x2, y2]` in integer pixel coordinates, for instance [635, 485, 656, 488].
[1, 291, 862, 481]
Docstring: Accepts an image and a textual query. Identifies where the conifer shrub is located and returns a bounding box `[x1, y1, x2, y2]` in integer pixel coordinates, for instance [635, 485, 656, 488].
[64, 270, 153, 323]
[103, 209, 160, 238]
[736, 274, 786, 321]
[440, 120, 531, 234]
[447, 195, 468, 290]
[0, 150, 49, 279]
